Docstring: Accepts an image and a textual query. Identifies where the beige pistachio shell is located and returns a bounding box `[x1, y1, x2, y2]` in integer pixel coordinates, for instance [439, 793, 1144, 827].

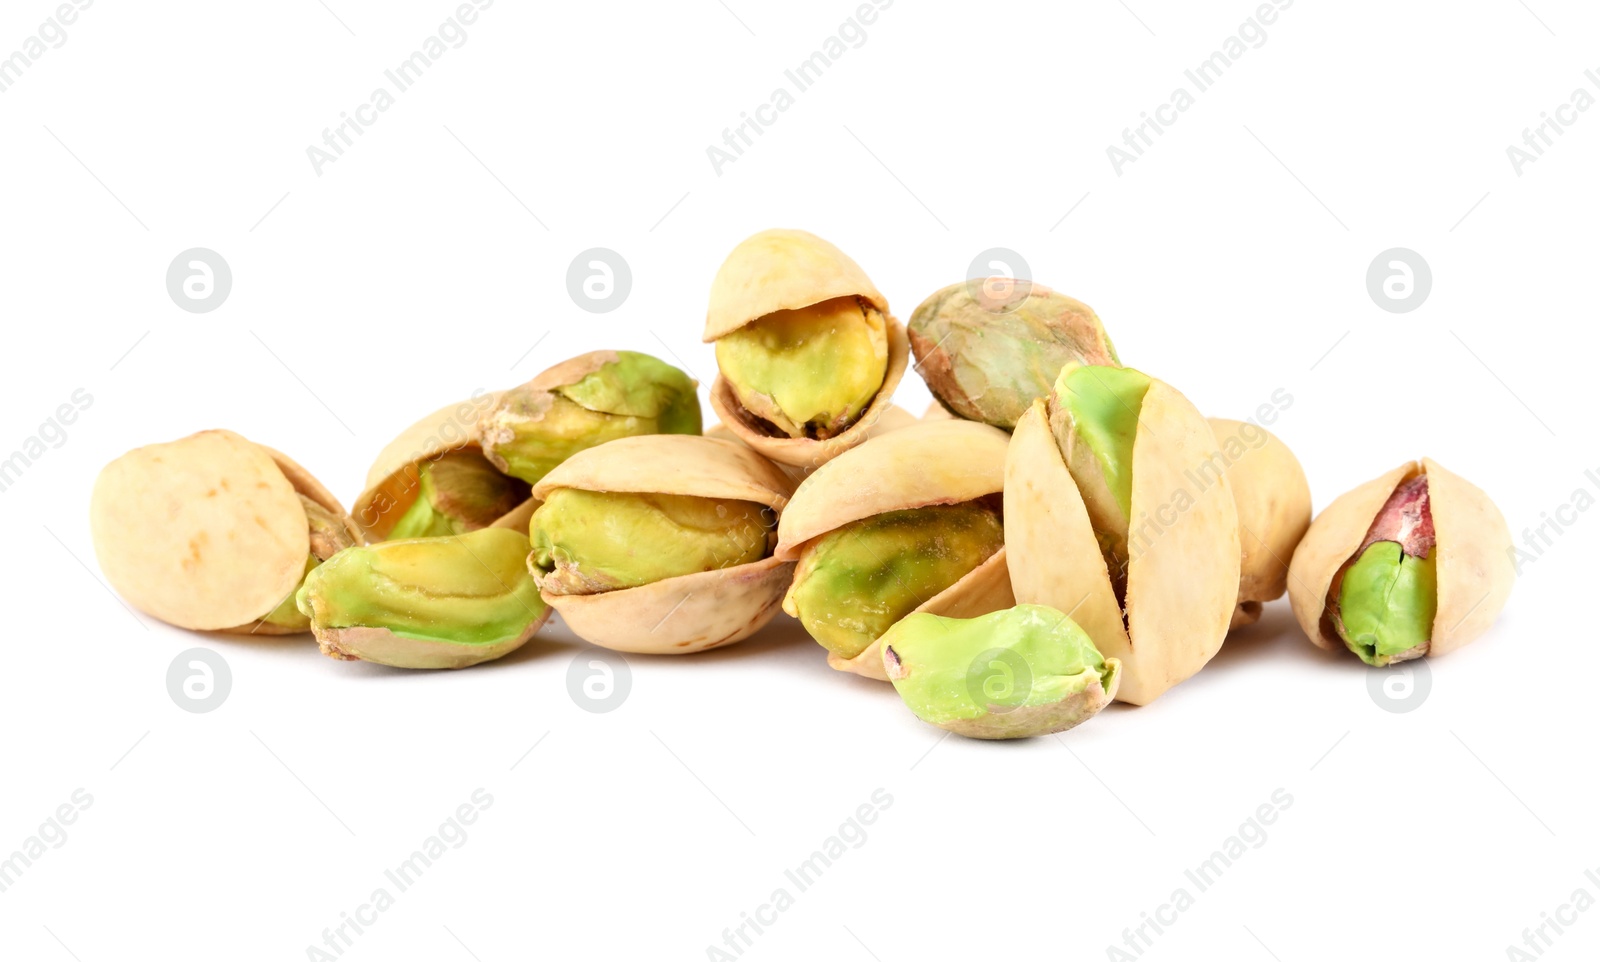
[316, 615, 549, 670]
[1286, 459, 1514, 657]
[708, 318, 910, 469]
[530, 435, 796, 654]
[90, 430, 318, 631]
[828, 547, 1016, 681]
[703, 228, 888, 342]
[1286, 461, 1415, 651]
[352, 394, 500, 540]
[489, 497, 541, 533]
[1426, 458, 1516, 655]
[922, 399, 955, 420]
[1005, 384, 1241, 706]
[775, 420, 1011, 560]
[1207, 418, 1312, 628]
[550, 555, 794, 654]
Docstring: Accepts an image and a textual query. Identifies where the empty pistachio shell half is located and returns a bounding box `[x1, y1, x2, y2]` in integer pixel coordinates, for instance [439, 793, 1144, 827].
[353, 394, 530, 542]
[775, 420, 1016, 681]
[1287, 459, 1513, 665]
[1005, 365, 1240, 705]
[296, 527, 548, 669]
[704, 228, 909, 468]
[90, 429, 359, 632]
[528, 434, 796, 654]
[882, 604, 1121, 739]
[477, 350, 701, 486]
[1208, 418, 1312, 628]
[908, 281, 1119, 430]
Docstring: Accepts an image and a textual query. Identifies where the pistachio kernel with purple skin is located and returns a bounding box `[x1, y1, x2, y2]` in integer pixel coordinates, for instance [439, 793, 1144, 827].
[1330, 475, 1439, 666]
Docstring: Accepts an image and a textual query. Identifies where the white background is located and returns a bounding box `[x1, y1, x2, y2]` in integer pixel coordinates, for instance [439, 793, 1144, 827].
[2, 1, 1595, 959]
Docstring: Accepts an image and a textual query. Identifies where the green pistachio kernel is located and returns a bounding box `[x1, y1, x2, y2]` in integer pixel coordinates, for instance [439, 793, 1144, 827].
[881, 603, 1120, 739]
[1337, 541, 1437, 666]
[295, 527, 546, 647]
[785, 502, 1005, 660]
[715, 296, 888, 439]
[1049, 363, 1151, 581]
[529, 488, 775, 595]
[387, 450, 529, 541]
[481, 352, 701, 485]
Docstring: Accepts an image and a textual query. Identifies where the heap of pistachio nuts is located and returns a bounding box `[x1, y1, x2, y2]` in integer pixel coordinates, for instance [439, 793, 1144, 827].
[89, 228, 1516, 738]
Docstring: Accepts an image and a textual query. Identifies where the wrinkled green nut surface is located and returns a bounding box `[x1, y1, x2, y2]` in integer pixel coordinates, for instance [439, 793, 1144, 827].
[261, 495, 360, 631]
[1049, 363, 1151, 584]
[482, 352, 701, 485]
[295, 527, 546, 651]
[715, 296, 888, 439]
[387, 450, 529, 540]
[530, 488, 775, 595]
[909, 282, 1120, 429]
[785, 502, 1004, 660]
[881, 604, 1121, 739]
[1338, 541, 1438, 666]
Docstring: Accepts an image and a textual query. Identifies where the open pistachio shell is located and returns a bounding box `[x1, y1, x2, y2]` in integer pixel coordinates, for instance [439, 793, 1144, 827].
[1286, 458, 1514, 661]
[908, 281, 1119, 430]
[352, 394, 529, 542]
[90, 430, 356, 632]
[1004, 376, 1240, 706]
[528, 434, 796, 654]
[703, 228, 907, 468]
[775, 420, 1015, 681]
[1208, 418, 1312, 628]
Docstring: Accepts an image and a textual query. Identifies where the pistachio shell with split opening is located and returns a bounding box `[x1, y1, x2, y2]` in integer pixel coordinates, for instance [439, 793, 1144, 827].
[90, 430, 359, 632]
[477, 350, 701, 486]
[704, 228, 908, 468]
[775, 420, 1016, 681]
[881, 604, 1121, 739]
[1005, 366, 1240, 706]
[353, 394, 531, 542]
[1287, 458, 1514, 664]
[908, 281, 1120, 429]
[296, 527, 548, 669]
[1207, 418, 1312, 628]
[528, 434, 796, 654]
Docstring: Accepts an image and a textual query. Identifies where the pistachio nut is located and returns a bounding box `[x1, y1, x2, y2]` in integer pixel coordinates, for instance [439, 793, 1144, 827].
[296, 527, 548, 669]
[882, 604, 1121, 739]
[478, 350, 701, 486]
[775, 420, 1016, 680]
[90, 430, 359, 633]
[1005, 364, 1241, 705]
[1208, 418, 1312, 628]
[527, 434, 797, 653]
[908, 281, 1119, 429]
[706, 403, 920, 487]
[1287, 459, 1513, 665]
[703, 228, 910, 468]
[352, 394, 531, 542]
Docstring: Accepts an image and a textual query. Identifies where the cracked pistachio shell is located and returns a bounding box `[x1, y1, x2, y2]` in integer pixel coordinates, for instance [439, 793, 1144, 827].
[89, 430, 358, 632]
[1207, 418, 1312, 628]
[353, 394, 532, 542]
[775, 420, 1016, 681]
[527, 434, 797, 654]
[477, 350, 701, 486]
[881, 604, 1121, 739]
[703, 228, 908, 468]
[908, 281, 1119, 430]
[297, 527, 549, 669]
[1004, 374, 1241, 706]
[1286, 459, 1514, 660]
